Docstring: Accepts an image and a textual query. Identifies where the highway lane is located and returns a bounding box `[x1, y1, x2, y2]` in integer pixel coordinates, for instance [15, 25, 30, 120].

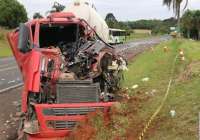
[115, 35, 171, 60]
[0, 35, 171, 93]
[0, 57, 22, 92]
[115, 35, 171, 53]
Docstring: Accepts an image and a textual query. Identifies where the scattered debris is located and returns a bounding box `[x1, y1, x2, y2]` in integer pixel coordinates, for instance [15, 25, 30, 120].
[125, 87, 129, 90]
[145, 89, 157, 96]
[142, 77, 149, 82]
[181, 56, 185, 61]
[119, 57, 129, 71]
[170, 110, 176, 118]
[131, 84, 139, 89]
[150, 89, 157, 95]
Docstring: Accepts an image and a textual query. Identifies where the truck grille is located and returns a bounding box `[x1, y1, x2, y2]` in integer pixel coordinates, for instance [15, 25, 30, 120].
[43, 107, 104, 116]
[56, 80, 100, 103]
[47, 120, 77, 130]
[44, 107, 104, 130]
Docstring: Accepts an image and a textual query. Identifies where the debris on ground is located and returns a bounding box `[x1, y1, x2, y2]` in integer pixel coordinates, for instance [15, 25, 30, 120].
[131, 84, 139, 89]
[141, 77, 150, 82]
[145, 89, 157, 96]
[170, 110, 176, 118]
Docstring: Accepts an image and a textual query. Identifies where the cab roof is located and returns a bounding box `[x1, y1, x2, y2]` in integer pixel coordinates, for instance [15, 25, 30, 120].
[26, 12, 84, 25]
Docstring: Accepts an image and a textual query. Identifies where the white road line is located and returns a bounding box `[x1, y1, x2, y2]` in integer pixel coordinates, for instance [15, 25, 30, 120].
[0, 66, 18, 72]
[0, 57, 14, 62]
[8, 80, 16, 84]
[0, 63, 16, 69]
[0, 83, 23, 94]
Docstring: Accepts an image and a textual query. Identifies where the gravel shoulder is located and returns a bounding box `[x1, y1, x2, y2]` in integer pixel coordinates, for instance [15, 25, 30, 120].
[0, 88, 21, 140]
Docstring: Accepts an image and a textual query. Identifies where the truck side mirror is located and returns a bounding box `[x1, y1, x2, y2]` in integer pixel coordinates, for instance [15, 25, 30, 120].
[18, 23, 31, 53]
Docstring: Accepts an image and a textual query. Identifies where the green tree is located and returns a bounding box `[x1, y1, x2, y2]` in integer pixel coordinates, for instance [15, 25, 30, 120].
[181, 10, 200, 40]
[193, 10, 200, 39]
[0, 0, 28, 28]
[181, 10, 194, 38]
[163, 0, 188, 34]
[33, 12, 43, 19]
[105, 13, 118, 28]
[105, 13, 117, 22]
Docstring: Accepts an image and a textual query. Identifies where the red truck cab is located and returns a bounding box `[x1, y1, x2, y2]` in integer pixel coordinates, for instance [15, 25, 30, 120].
[7, 12, 124, 140]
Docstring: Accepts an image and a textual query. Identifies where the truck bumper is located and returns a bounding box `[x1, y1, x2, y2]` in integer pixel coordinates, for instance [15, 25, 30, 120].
[27, 102, 114, 139]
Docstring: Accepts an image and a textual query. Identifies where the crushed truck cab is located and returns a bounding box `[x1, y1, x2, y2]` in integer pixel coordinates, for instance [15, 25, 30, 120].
[7, 12, 125, 139]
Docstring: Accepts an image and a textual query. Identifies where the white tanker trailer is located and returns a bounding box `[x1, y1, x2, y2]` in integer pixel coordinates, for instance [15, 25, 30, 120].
[64, 0, 109, 43]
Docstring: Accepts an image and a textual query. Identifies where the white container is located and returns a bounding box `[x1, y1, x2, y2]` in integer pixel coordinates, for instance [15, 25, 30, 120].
[64, 0, 109, 43]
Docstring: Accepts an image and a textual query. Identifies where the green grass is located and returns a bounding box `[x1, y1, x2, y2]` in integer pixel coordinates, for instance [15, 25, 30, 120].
[0, 28, 12, 57]
[126, 33, 152, 42]
[122, 39, 200, 140]
[124, 40, 200, 140]
[83, 39, 200, 140]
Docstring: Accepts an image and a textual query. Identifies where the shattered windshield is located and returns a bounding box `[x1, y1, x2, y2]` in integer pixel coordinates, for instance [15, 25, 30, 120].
[39, 23, 84, 48]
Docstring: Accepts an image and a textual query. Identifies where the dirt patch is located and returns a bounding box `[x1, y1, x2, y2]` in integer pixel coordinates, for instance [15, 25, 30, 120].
[111, 90, 150, 140]
[67, 111, 106, 140]
[177, 61, 200, 82]
[106, 91, 149, 140]
[66, 89, 151, 140]
[144, 116, 167, 140]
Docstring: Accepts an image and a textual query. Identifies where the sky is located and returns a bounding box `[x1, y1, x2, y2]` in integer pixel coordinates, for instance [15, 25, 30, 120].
[17, 0, 200, 21]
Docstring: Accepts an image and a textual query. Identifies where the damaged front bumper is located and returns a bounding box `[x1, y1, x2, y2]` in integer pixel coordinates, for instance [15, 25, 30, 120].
[26, 102, 114, 140]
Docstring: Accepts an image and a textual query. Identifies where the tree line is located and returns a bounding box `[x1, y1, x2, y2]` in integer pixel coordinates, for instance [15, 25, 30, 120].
[105, 13, 177, 35]
[105, 6, 200, 41]
[181, 10, 200, 40]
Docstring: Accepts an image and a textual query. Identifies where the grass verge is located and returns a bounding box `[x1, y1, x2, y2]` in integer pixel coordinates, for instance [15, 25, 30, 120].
[126, 33, 153, 42]
[0, 28, 12, 57]
[69, 39, 200, 140]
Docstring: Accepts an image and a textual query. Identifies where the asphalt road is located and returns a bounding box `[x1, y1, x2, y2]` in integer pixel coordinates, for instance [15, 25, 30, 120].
[0, 57, 22, 93]
[0, 35, 171, 93]
[115, 35, 171, 53]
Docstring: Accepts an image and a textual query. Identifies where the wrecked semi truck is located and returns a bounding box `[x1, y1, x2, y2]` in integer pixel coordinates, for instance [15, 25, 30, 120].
[7, 12, 126, 139]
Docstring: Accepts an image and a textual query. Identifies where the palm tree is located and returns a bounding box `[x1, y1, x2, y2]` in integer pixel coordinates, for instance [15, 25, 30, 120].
[163, 0, 188, 34]
[181, 10, 194, 38]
